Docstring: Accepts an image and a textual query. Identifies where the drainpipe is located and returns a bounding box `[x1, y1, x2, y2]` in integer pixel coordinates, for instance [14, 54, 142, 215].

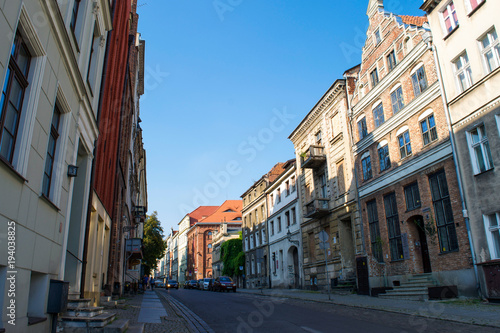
[343, 74, 367, 256]
[427, 37, 483, 298]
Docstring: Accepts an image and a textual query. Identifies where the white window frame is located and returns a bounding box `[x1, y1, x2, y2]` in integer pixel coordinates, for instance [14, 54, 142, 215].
[372, 101, 385, 129]
[466, 124, 494, 174]
[479, 29, 500, 74]
[483, 213, 500, 259]
[452, 52, 473, 92]
[357, 114, 368, 140]
[465, 0, 484, 14]
[440, 1, 459, 35]
[374, 29, 381, 45]
[361, 151, 372, 181]
[396, 126, 412, 159]
[419, 110, 438, 146]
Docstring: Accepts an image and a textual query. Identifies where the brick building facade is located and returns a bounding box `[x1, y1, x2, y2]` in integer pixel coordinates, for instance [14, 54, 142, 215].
[350, 0, 475, 296]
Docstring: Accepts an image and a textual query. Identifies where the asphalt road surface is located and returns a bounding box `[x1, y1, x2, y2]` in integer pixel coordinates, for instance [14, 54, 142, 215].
[159, 288, 497, 333]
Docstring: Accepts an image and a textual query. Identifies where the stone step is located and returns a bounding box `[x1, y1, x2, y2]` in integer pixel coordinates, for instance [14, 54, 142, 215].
[385, 286, 428, 293]
[60, 312, 116, 329]
[65, 306, 104, 318]
[68, 292, 81, 300]
[67, 298, 92, 309]
[127, 323, 145, 333]
[102, 318, 128, 333]
[100, 296, 113, 302]
[379, 294, 428, 301]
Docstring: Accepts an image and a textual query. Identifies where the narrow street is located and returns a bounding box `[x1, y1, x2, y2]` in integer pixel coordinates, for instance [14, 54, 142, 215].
[157, 289, 498, 333]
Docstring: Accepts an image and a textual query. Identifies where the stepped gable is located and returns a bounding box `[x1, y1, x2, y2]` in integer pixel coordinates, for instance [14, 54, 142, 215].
[188, 206, 219, 225]
[198, 200, 243, 223]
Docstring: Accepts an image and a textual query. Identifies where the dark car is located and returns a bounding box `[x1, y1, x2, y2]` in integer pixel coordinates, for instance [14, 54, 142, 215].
[214, 276, 236, 292]
[184, 280, 198, 289]
[166, 280, 179, 289]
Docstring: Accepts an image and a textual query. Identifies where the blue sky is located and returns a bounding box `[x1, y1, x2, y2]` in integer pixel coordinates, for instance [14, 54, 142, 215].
[137, 0, 425, 232]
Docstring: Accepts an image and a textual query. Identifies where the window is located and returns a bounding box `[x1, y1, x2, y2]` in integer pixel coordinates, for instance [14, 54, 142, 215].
[367, 200, 383, 262]
[87, 24, 101, 92]
[378, 143, 391, 172]
[374, 29, 381, 45]
[370, 68, 379, 87]
[480, 29, 500, 73]
[277, 217, 282, 233]
[384, 193, 404, 261]
[404, 182, 421, 211]
[421, 114, 438, 145]
[387, 50, 397, 71]
[308, 232, 316, 261]
[453, 53, 473, 92]
[429, 170, 458, 252]
[373, 103, 385, 128]
[336, 160, 346, 194]
[398, 130, 412, 159]
[361, 153, 372, 181]
[358, 116, 368, 140]
[270, 194, 274, 207]
[441, 1, 459, 34]
[207, 244, 212, 254]
[390, 86, 404, 114]
[261, 205, 265, 221]
[261, 228, 266, 243]
[42, 106, 62, 198]
[270, 221, 274, 236]
[291, 176, 296, 192]
[465, 0, 484, 13]
[467, 124, 494, 174]
[250, 235, 254, 248]
[277, 188, 281, 203]
[484, 213, 500, 259]
[0, 32, 31, 163]
[254, 209, 258, 223]
[318, 173, 327, 198]
[291, 207, 297, 225]
[286, 181, 290, 196]
[411, 65, 428, 97]
[249, 212, 252, 224]
[316, 131, 322, 145]
[285, 211, 290, 228]
[70, 0, 82, 33]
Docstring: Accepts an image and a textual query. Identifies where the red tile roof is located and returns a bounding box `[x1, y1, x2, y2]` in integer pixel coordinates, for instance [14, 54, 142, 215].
[398, 15, 428, 27]
[198, 200, 242, 224]
[267, 162, 287, 183]
[188, 206, 219, 225]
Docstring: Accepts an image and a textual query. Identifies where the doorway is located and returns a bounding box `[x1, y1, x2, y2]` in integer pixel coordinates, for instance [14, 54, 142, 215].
[411, 216, 432, 273]
[287, 246, 300, 288]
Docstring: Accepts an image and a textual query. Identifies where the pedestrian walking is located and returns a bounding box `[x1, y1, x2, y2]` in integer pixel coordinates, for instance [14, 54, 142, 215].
[151, 277, 155, 290]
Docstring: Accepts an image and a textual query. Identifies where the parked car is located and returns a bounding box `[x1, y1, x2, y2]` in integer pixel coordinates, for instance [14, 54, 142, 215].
[203, 278, 214, 291]
[214, 276, 236, 292]
[155, 280, 165, 288]
[166, 280, 179, 289]
[197, 279, 204, 290]
[184, 280, 198, 289]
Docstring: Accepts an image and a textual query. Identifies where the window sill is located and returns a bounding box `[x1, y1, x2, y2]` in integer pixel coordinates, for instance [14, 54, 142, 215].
[28, 316, 47, 326]
[439, 249, 459, 255]
[405, 206, 422, 213]
[473, 167, 494, 177]
[443, 25, 459, 41]
[467, 1, 486, 17]
[41, 194, 61, 211]
[0, 156, 28, 183]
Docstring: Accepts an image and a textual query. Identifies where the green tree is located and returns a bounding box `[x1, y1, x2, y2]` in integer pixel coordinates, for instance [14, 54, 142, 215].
[221, 236, 245, 277]
[142, 211, 166, 275]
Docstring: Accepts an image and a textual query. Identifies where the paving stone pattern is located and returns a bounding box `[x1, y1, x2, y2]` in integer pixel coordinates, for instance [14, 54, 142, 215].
[111, 290, 192, 333]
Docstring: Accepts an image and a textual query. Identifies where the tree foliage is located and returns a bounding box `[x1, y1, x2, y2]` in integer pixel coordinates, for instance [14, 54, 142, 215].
[221, 238, 245, 277]
[142, 211, 166, 275]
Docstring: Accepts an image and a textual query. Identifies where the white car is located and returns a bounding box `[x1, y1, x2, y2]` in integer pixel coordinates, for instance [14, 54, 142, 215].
[202, 278, 214, 291]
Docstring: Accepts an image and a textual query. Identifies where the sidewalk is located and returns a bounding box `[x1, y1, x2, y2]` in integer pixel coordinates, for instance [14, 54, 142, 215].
[238, 288, 500, 328]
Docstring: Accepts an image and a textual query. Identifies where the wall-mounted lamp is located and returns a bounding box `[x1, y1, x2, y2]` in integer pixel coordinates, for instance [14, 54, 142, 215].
[67, 165, 78, 177]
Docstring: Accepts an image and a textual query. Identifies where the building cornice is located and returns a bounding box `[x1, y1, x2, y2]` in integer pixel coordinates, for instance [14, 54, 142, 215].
[289, 80, 346, 142]
[358, 140, 453, 198]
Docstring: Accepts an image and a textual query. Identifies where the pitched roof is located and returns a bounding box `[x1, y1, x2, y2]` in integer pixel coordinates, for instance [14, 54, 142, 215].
[267, 162, 287, 183]
[198, 200, 242, 223]
[188, 206, 219, 225]
[397, 15, 428, 27]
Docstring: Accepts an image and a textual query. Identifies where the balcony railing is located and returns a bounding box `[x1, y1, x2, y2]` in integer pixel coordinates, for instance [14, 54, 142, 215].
[300, 145, 326, 169]
[304, 199, 330, 219]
